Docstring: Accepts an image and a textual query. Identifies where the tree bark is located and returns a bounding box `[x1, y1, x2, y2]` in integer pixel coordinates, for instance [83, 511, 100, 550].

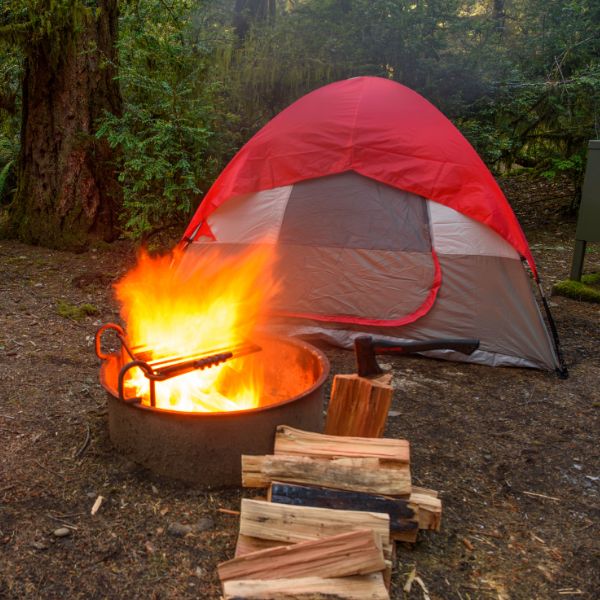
[4, 1, 122, 250]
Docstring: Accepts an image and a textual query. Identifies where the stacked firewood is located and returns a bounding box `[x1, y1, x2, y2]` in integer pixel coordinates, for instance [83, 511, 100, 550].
[217, 426, 441, 599]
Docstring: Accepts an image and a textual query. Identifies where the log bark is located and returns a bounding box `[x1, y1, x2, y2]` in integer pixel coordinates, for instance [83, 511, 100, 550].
[4, 1, 122, 250]
[268, 481, 419, 542]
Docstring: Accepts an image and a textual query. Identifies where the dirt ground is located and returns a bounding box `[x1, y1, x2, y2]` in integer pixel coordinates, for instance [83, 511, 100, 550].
[1, 176, 598, 599]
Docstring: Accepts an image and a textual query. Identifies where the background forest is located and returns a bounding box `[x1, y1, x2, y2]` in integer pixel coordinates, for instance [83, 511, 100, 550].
[0, 0, 598, 247]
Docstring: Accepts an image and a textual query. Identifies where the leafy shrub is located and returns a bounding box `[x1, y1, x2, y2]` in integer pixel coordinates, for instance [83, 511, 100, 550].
[96, 1, 238, 241]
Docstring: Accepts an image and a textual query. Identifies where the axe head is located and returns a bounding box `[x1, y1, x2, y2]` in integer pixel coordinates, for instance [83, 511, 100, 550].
[354, 336, 383, 377]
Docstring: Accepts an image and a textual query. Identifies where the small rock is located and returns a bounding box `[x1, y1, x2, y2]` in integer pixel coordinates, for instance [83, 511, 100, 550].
[378, 362, 393, 371]
[195, 567, 204, 578]
[31, 541, 49, 550]
[388, 410, 401, 417]
[53, 527, 71, 538]
[167, 522, 192, 537]
[193, 517, 214, 533]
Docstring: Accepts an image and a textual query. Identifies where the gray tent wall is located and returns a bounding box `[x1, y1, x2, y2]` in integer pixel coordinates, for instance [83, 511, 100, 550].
[181, 171, 559, 371]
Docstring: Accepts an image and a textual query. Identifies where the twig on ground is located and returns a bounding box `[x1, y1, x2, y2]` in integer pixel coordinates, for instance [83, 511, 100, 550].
[47, 515, 78, 530]
[0, 414, 16, 419]
[462, 537, 474, 551]
[74, 423, 91, 459]
[467, 528, 502, 539]
[522, 491, 561, 501]
[414, 575, 431, 600]
[48, 512, 84, 519]
[91, 495, 104, 516]
[217, 507, 240, 516]
[403, 566, 417, 593]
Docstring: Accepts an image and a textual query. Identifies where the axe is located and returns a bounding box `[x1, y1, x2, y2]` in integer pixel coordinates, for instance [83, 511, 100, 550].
[354, 335, 480, 377]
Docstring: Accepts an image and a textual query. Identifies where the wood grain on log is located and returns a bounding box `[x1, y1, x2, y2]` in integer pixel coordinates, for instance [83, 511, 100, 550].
[325, 374, 393, 437]
[274, 426, 409, 463]
[222, 573, 389, 599]
[242, 454, 411, 496]
[218, 529, 386, 582]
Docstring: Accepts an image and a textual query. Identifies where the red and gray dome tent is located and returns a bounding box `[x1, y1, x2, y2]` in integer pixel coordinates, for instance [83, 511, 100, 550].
[180, 76, 566, 375]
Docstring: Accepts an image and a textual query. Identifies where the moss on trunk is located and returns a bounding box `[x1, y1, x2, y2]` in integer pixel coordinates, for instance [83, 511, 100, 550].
[2, 1, 122, 251]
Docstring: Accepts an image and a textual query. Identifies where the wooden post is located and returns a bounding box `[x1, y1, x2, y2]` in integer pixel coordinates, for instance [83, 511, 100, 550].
[325, 374, 393, 437]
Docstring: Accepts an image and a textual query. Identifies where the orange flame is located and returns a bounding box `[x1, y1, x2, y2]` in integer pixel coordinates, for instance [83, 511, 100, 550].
[114, 244, 279, 413]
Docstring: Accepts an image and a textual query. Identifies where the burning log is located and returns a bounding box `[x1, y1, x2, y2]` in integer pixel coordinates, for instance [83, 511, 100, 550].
[242, 454, 411, 496]
[218, 529, 386, 582]
[274, 425, 409, 462]
[222, 573, 389, 600]
[324, 374, 393, 437]
[268, 482, 419, 543]
[223, 574, 389, 599]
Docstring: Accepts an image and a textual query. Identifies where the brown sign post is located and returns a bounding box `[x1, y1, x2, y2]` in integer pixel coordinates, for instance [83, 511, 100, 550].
[571, 140, 600, 281]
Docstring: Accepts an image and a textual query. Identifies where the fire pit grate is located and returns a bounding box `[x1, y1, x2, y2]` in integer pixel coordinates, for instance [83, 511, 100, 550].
[95, 323, 261, 407]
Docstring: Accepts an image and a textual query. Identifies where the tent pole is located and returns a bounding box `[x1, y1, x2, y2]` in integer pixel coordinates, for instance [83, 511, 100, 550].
[531, 269, 569, 379]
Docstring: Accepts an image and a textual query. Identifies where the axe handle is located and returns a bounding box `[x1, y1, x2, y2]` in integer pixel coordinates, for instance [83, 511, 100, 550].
[372, 339, 480, 356]
[354, 336, 480, 377]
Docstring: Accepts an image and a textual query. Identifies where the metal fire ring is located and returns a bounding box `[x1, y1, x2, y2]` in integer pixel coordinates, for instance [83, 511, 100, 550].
[98, 334, 329, 488]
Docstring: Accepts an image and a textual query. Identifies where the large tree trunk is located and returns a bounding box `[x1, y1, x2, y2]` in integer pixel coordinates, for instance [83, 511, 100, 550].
[5, 1, 122, 250]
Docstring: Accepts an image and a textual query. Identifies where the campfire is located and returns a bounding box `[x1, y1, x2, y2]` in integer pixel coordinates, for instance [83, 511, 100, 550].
[102, 245, 278, 413]
[95, 244, 329, 486]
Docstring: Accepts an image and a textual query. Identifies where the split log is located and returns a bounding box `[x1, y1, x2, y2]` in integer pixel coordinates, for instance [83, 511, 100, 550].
[242, 454, 411, 496]
[274, 425, 409, 463]
[237, 499, 393, 588]
[324, 374, 393, 437]
[268, 481, 419, 542]
[235, 535, 394, 591]
[223, 573, 389, 599]
[412, 485, 439, 498]
[239, 498, 391, 548]
[410, 491, 442, 531]
[238, 498, 391, 557]
[218, 529, 385, 583]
